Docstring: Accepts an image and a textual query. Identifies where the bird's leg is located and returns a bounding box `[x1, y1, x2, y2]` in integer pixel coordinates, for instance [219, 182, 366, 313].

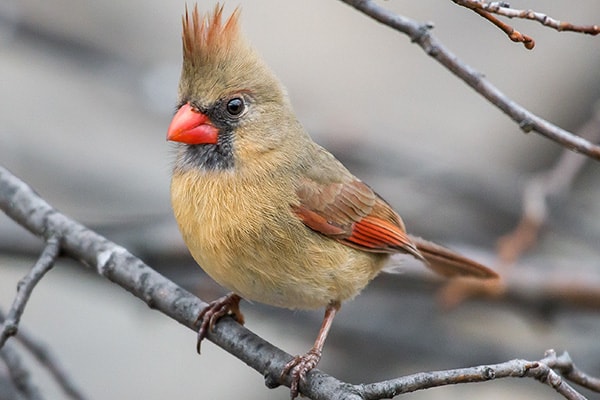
[281, 302, 340, 398]
[195, 292, 244, 353]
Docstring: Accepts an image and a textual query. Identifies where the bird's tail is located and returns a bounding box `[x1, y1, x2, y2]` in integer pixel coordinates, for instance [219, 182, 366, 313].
[408, 235, 498, 279]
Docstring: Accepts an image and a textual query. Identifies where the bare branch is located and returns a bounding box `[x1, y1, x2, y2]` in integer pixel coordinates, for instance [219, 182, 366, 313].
[437, 109, 600, 308]
[0, 309, 88, 400]
[470, 6, 535, 49]
[0, 237, 60, 348]
[338, 0, 600, 161]
[0, 342, 44, 400]
[17, 333, 87, 400]
[497, 106, 600, 264]
[543, 350, 600, 393]
[455, 1, 600, 36]
[358, 350, 587, 400]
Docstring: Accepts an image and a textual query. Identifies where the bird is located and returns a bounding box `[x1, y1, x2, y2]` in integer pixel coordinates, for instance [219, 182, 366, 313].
[167, 4, 497, 398]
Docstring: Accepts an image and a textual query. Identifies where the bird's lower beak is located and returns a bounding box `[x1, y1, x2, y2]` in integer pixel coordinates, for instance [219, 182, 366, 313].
[167, 103, 219, 145]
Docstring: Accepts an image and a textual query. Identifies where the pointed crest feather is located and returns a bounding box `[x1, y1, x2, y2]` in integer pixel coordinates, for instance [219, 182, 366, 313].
[182, 3, 241, 65]
[177, 3, 285, 108]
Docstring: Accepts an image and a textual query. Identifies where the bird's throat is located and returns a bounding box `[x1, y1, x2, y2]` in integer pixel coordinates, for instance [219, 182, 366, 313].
[175, 139, 234, 172]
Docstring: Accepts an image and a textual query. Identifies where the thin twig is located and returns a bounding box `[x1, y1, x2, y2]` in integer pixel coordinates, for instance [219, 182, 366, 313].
[456, 1, 600, 35]
[0, 342, 45, 400]
[17, 331, 88, 400]
[497, 106, 600, 264]
[338, 0, 600, 161]
[442, 109, 600, 307]
[528, 360, 588, 400]
[0, 309, 88, 400]
[543, 350, 600, 393]
[358, 350, 587, 400]
[471, 7, 535, 49]
[0, 237, 60, 348]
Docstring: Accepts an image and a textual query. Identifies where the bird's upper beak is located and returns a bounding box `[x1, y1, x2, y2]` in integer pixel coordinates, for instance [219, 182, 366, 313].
[167, 103, 219, 145]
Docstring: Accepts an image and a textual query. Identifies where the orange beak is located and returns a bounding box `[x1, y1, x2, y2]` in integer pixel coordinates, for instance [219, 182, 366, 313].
[167, 103, 219, 145]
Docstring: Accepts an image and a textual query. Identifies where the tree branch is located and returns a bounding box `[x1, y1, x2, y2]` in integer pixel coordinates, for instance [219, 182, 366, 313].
[358, 351, 587, 400]
[543, 350, 600, 393]
[0, 309, 88, 400]
[338, 0, 600, 161]
[0, 237, 60, 348]
[454, 1, 600, 36]
[470, 6, 535, 49]
[497, 107, 600, 264]
[1, 342, 44, 400]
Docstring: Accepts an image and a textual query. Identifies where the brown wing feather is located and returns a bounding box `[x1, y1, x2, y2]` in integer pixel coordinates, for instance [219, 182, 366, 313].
[293, 144, 496, 279]
[294, 176, 422, 258]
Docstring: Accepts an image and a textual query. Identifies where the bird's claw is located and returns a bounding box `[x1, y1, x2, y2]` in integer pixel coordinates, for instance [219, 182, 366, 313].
[195, 293, 243, 353]
[281, 348, 322, 398]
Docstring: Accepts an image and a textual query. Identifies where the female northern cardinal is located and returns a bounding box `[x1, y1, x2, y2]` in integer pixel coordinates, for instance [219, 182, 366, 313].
[167, 5, 497, 398]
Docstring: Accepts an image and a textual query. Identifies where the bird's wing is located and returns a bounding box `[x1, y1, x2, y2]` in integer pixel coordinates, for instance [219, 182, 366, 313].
[293, 148, 422, 258]
[292, 145, 498, 279]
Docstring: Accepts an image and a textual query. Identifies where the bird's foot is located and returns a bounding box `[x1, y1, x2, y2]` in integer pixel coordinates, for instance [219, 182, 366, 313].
[281, 348, 322, 398]
[195, 293, 243, 353]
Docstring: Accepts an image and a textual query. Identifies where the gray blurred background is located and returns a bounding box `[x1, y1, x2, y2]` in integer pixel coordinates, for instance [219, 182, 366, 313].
[1, 1, 600, 399]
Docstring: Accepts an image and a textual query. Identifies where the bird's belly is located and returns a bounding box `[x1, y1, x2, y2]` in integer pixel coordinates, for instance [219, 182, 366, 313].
[171, 171, 388, 309]
[191, 232, 387, 310]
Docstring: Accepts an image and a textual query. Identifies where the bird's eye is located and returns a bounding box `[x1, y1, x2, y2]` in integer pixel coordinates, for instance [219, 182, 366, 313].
[226, 97, 245, 117]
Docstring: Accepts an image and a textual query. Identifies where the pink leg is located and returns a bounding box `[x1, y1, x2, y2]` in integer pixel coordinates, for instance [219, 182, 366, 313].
[281, 302, 340, 398]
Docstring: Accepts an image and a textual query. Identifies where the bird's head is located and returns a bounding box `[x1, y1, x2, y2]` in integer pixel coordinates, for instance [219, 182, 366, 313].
[168, 4, 297, 172]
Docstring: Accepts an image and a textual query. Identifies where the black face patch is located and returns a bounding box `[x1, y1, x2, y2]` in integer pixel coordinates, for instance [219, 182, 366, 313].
[177, 129, 234, 171]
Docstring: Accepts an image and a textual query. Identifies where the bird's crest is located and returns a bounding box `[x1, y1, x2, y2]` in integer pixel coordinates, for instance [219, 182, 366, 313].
[178, 3, 285, 109]
[182, 4, 242, 67]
